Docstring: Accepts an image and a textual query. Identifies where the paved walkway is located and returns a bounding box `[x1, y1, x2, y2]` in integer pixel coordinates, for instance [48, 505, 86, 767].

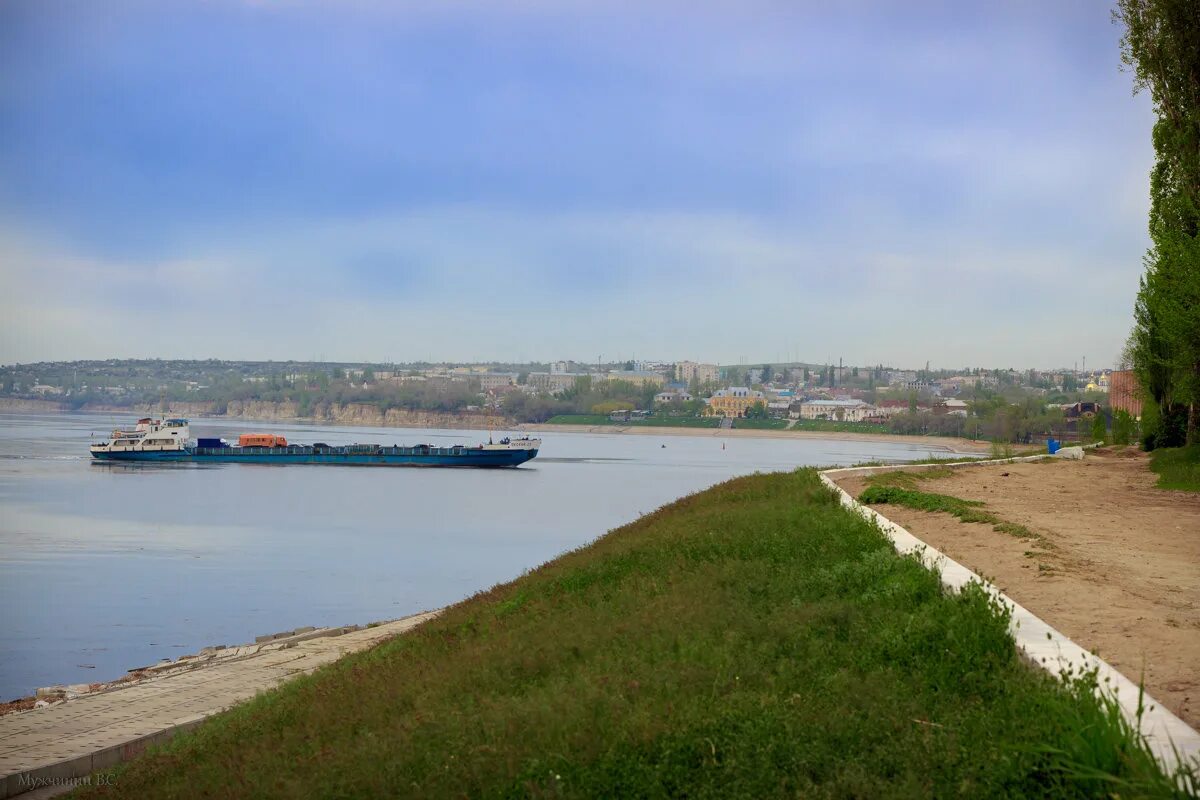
[0, 612, 438, 798]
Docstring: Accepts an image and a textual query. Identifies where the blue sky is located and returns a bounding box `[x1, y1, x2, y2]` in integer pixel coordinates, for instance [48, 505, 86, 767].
[0, 1, 1153, 369]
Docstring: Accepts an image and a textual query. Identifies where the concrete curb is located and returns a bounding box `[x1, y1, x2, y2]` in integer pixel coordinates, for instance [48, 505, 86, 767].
[819, 457, 1200, 775]
[2, 718, 208, 799]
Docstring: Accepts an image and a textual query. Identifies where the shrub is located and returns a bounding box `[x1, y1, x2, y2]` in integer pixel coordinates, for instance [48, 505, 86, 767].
[1112, 410, 1136, 446]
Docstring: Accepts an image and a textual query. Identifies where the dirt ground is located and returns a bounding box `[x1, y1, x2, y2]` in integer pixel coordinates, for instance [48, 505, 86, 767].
[834, 449, 1200, 729]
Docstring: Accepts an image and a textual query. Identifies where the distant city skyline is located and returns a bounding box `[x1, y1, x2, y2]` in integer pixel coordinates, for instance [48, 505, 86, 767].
[1, 355, 1121, 375]
[1, 2, 1152, 369]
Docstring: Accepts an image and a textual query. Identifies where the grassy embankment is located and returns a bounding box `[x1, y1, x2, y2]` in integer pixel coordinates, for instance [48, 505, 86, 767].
[544, 414, 892, 434]
[1150, 444, 1200, 492]
[76, 470, 1190, 799]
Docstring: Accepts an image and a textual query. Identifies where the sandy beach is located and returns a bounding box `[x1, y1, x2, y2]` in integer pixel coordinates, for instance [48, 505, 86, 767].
[520, 422, 992, 454]
[833, 451, 1200, 728]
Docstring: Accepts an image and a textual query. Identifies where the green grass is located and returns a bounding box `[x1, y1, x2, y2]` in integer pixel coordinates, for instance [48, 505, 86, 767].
[1149, 444, 1200, 492]
[788, 418, 891, 434]
[858, 471, 1040, 542]
[728, 418, 790, 430]
[862, 467, 957, 489]
[74, 471, 1191, 799]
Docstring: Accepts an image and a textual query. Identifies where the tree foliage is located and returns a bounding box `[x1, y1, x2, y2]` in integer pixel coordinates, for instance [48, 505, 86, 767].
[1117, 0, 1200, 445]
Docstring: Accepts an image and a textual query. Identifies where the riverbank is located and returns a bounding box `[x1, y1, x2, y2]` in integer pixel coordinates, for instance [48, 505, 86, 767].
[523, 421, 992, 453]
[1, 399, 992, 452]
[0, 398, 505, 431]
[59, 469, 1188, 798]
[0, 614, 438, 797]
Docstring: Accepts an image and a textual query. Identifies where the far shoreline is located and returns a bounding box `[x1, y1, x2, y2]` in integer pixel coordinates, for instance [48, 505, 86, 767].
[0, 403, 992, 455]
[517, 422, 992, 454]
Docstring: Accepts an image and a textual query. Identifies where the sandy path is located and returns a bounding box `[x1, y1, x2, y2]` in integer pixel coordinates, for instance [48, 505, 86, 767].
[834, 450, 1200, 728]
[521, 423, 992, 454]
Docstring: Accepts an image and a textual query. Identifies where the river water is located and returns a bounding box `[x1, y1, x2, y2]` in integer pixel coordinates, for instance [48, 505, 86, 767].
[0, 412, 965, 700]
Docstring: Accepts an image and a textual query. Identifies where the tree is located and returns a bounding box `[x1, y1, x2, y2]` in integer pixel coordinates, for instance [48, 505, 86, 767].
[1092, 411, 1108, 442]
[761, 364, 772, 385]
[1116, 0, 1200, 445]
[1113, 409, 1137, 445]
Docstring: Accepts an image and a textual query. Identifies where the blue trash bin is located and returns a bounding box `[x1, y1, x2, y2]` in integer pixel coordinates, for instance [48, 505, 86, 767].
[1047, 438, 1060, 455]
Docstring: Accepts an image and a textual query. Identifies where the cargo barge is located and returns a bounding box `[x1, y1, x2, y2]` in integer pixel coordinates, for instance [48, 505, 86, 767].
[89, 418, 540, 468]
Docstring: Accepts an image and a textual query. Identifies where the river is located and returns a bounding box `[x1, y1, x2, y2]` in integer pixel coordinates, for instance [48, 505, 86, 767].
[0, 412, 966, 700]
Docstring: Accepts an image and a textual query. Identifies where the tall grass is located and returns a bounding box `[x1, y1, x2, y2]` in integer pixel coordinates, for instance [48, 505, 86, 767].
[1149, 444, 1200, 492]
[74, 470, 1189, 799]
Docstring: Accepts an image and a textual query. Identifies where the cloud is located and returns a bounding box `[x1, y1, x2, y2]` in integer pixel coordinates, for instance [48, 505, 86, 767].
[0, 1, 1155, 369]
[0, 201, 1143, 368]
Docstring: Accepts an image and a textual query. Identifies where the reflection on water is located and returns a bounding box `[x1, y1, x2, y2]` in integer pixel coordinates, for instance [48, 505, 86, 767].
[0, 412, 963, 699]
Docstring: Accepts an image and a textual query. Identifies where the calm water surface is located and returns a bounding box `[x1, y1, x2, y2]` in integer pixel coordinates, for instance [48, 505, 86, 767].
[0, 412, 964, 699]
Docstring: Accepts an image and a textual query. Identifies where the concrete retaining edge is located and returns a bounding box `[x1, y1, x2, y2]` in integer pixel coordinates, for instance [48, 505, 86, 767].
[0, 612, 442, 799]
[1, 716, 209, 799]
[819, 455, 1200, 775]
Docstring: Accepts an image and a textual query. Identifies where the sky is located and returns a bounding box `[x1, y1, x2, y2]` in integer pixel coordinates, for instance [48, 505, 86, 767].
[0, 1, 1155, 370]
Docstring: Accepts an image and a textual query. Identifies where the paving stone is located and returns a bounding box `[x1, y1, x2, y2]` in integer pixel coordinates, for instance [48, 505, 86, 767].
[0, 611, 439, 797]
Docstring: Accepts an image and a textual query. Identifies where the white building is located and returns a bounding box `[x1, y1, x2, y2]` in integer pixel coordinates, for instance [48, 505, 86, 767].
[940, 398, 969, 417]
[528, 372, 586, 395]
[794, 399, 875, 422]
[654, 390, 694, 404]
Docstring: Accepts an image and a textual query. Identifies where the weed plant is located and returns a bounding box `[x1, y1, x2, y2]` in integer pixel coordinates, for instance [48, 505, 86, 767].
[1149, 445, 1200, 492]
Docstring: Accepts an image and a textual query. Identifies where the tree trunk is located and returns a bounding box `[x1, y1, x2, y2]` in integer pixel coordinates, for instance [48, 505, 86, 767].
[1192, 363, 1200, 446]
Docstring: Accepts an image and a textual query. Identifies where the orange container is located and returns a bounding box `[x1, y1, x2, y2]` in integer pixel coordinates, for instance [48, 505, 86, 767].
[238, 433, 287, 447]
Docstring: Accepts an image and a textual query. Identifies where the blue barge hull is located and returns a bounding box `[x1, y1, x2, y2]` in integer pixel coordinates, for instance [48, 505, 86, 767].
[91, 444, 538, 468]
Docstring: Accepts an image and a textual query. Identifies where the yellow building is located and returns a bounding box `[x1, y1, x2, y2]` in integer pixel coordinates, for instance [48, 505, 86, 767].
[603, 370, 666, 388]
[705, 387, 765, 418]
